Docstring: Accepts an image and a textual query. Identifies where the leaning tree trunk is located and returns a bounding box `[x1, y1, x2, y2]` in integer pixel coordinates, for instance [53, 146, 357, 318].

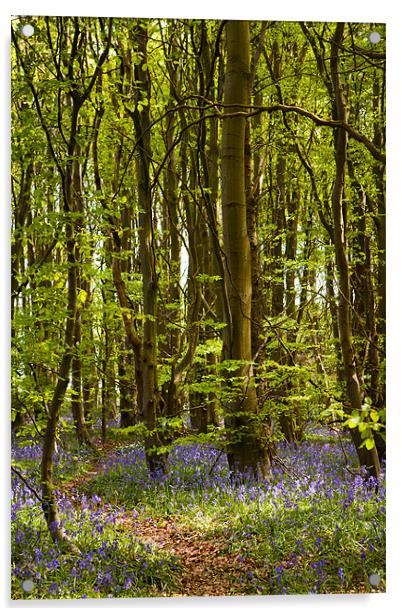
[221, 20, 271, 478]
[40, 225, 78, 548]
[40, 130, 81, 548]
[330, 24, 380, 479]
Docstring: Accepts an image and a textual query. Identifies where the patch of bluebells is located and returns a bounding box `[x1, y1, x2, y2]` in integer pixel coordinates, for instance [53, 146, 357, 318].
[89, 434, 385, 517]
[11, 482, 180, 599]
[11, 426, 385, 597]
[12, 438, 93, 483]
[87, 431, 385, 594]
[11, 441, 179, 599]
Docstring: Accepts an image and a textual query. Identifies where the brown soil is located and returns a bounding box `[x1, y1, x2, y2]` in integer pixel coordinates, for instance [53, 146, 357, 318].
[116, 513, 260, 596]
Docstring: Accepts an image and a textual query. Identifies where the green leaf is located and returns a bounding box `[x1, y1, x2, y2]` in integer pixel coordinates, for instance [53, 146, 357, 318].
[77, 288, 88, 306]
[365, 437, 375, 450]
[345, 416, 360, 429]
[359, 427, 371, 439]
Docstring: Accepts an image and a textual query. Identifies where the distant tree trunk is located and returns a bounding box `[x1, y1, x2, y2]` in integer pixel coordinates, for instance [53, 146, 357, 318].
[372, 72, 386, 342]
[11, 159, 34, 431]
[245, 111, 263, 366]
[189, 25, 220, 433]
[70, 149, 94, 448]
[160, 71, 182, 427]
[284, 185, 303, 441]
[118, 195, 136, 428]
[324, 242, 344, 391]
[118, 338, 136, 428]
[371, 73, 386, 455]
[347, 162, 385, 461]
[11, 161, 33, 325]
[99, 272, 111, 444]
[348, 161, 381, 407]
[244, 87, 273, 442]
[221, 20, 271, 477]
[81, 277, 97, 425]
[270, 152, 297, 443]
[71, 311, 93, 447]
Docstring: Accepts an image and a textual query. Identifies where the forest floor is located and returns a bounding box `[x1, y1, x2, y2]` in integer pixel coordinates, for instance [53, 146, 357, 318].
[61, 439, 259, 596]
[11, 429, 386, 599]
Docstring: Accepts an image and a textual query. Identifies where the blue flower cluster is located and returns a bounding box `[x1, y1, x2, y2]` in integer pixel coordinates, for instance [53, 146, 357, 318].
[11, 428, 385, 597]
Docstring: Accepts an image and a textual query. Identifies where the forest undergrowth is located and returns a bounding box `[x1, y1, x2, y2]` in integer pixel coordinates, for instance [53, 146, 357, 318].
[11, 427, 385, 599]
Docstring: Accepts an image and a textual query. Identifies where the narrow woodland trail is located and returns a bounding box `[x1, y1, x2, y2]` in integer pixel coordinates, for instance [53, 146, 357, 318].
[116, 514, 258, 596]
[61, 442, 260, 596]
[60, 439, 124, 491]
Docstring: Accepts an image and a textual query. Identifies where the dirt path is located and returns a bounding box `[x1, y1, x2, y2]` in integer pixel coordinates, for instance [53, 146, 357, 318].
[60, 438, 127, 493]
[61, 440, 260, 596]
[116, 513, 259, 596]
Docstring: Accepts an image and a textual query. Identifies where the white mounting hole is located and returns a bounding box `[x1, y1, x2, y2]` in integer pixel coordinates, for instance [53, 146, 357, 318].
[368, 32, 381, 44]
[368, 573, 381, 587]
[21, 24, 34, 37]
[22, 579, 35, 592]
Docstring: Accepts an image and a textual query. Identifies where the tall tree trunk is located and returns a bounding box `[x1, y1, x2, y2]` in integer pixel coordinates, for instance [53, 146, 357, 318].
[325, 243, 344, 388]
[40, 132, 79, 548]
[130, 23, 166, 475]
[70, 146, 94, 448]
[221, 20, 271, 477]
[160, 69, 182, 428]
[245, 90, 273, 442]
[118, 192, 137, 428]
[81, 278, 97, 425]
[188, 25, 220, 433]
[372, 72, 386, 342]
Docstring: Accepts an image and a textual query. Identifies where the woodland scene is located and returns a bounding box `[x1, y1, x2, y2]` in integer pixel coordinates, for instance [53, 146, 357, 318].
[11, 17, 386, 598]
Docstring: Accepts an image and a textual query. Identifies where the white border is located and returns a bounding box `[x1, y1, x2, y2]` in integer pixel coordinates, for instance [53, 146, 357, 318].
[2, 1, 401, 614]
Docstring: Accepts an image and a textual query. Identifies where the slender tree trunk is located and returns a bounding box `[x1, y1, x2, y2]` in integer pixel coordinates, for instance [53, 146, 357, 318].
[330, 24, 380, 479]
[271, 153, 297, 443]
[188, 27, 220, 433]
[71, 310, 93, 447]
[40, 151, 79, 548]
[130, 23, 166, 475]
[119, 194, 137, 428]
[159, 73, 183, 429]
[70, 148, 94, 448]
[81, 278, 97, 425]
[118, 337, 136, 428]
